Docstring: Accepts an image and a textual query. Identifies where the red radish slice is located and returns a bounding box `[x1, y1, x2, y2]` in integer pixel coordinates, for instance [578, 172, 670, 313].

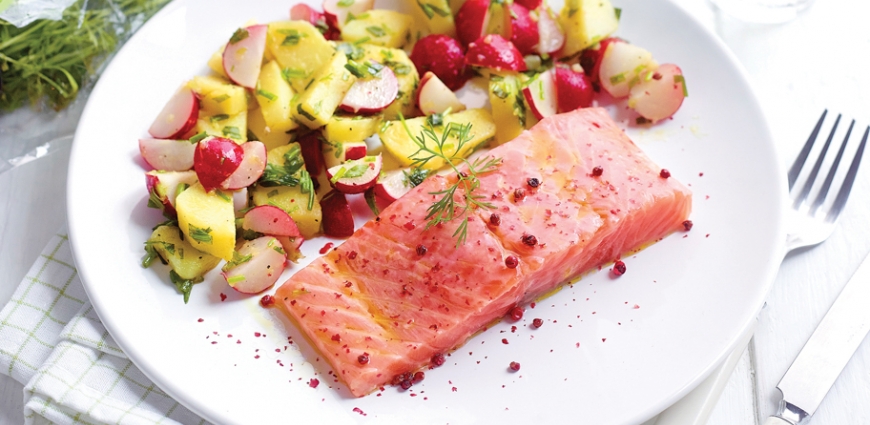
[465, 35, 527, 71]
[323, 0, 374, 29]
[233, 187, 248, 212]
[148, 87, 199, 139]
[507, 3, 539, 56]
[579, 37, 623, 88]
[515, 0, 542, 10]
[599, 41, 656, 98]
[339, 63, 398, 114]
[222, 141, 267, 190]
[222, 25, 268, 89]
[193, 137, 244, 192]
[455, 0, 491, 47]
[536, 6, 565, 56]
[416, 72, 466, 116]
[373, 168, 415, 204]
[275, 235, 305, 262]
[242, 205, 304, 238]
[145, 170, 198, 217]
[554, 65, 594, 112]
[320, 190, 355, 238]
[326, 155, 382, 194]
[628, 64, 687, 122]
[290, 4, 339, 39]
[222, 236, 287, 294]
[139, 138, 196, 171]
[522, 69, 558, 120]
[297, 131, 325, 177]
[409, 34, 469, 91]
[323, 141, 367, 169]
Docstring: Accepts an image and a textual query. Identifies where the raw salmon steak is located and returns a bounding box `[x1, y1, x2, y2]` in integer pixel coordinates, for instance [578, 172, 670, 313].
[274, 108, 692, 396]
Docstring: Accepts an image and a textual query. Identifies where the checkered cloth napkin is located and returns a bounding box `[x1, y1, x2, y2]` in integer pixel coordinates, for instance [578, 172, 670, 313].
[0, 230, 207, 425]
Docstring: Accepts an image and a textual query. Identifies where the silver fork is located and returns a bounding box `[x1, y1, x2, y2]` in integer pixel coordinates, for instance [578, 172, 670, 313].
[785, 110, 869, 251]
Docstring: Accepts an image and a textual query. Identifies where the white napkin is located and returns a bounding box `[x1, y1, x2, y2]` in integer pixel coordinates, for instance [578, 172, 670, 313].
[0, 230, 207, 425]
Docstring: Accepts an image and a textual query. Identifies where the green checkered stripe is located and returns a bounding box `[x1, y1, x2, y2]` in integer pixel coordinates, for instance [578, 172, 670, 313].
[0, 231, 207, 424]
[0, 233, 85, 385]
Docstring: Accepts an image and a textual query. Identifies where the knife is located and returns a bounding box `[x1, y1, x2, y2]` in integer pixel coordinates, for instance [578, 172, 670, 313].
[764, 250, 870, 425]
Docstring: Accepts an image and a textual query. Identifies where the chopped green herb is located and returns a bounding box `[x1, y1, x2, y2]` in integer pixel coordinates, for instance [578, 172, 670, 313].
[366, 26, 387, 37]
[338, 0, 354, 6]
[609, 73, 626, 85]
[223, 251, 253, 271]
[215, 190, 232, 202]
[222, 126, 242, 139]
[282, 68, 308, 81]
[403, 167, 429, 187]
[188, 225, 213, 244]
[212, 94, 230, 103]
[189, 131, 209, 144]
[416, 0, 451, 19]
[226, 275, 246, 284]
[281, 30, 306, 46]
[674, 75, 688, 97]
[169, 270, 201, 304]
[353, 36, 371, 45]
[210, 114, 230, 122]
[229, 28, 249, 44]
[336, 42, 366, 61]
[296, 103, 318, 122]
[256, 88, 277, 101]
[614, 7, 622, 20]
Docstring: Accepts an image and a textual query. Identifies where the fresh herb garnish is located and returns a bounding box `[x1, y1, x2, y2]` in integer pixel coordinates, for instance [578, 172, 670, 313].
[229, 28, 249, 44]
[416, 0, 451, 19]
[399, 111, 501, 246]
[674, 75, 688, 97]
[259, 144, 305, 187]
[366, 26, 387, 37]
[188, 224, 213, 244]
[169, 270, 202, 304]
[223, 251, 253, 271]
[256, 88, 277, 101]
[222, 126, 242, 139]
[188, 131, 208, 144]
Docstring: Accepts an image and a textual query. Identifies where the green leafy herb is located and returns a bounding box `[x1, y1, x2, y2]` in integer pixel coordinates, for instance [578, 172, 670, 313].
[223, 251, 253, 271]
[364, 189, 380, 216]
[674, 75, 688, 97]
[169, 270, 202, 304]
[212, 94, 230, 103]
[282, 68, 307, 81]
[280, 29, 306, 46]
[614, 7, 622, 20]
[210, 114, 230, 122]
[366, 26, 387, 37]
[0, 0, 171, 111]
[229, 28, 249, 44]
[399, 112, 501, 246]
[147, 188, 163, 210]
[609, 73, 626, 85]
[299, 169, 316, 210]
[188, 131, 208, 144]
[416, 0, 451, 19]
[384, 61, 411, 75]
[259, 144, 305, 187]
[338, 0, 355, 6]
[336, 42, 366, 61]
[256, 88, 277, 101]
[226, 275, 246, 284]
[188, 224, 213, 244]
[403, 167, 429, 187]
[222, 126, 242, 139]
[296, 103, 318, 122]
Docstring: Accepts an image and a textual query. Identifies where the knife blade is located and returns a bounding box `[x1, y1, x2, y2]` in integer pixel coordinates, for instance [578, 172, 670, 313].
[764, 250, 870, 425]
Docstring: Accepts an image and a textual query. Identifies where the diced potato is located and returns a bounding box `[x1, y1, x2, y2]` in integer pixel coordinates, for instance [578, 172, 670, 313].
[341, 10, 414, 49]
[359, 44, 419, 120]
[293, 52, 356, 128]
[411, 0, 456, 37]
[195, 110, 247, 142]
[147, 225, 221, 280]
[267, 21, 335, 92]
[248, 107, 294, 150]
[378, 108, 496, 170]
[255, 60, 298, 134]
[207, 46, 227, 78]
[486, 2, 510, 38]
[323, 113, 381, 142]
[559, 0, 620, 57]
[186, 76, 247, 116]
[488, 74, 526, 145]
[252, 144, 322, 238]
[176, 182, 236, 261]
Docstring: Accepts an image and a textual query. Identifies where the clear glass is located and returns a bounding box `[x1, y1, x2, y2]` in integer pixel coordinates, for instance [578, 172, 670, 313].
[710, 0, 814, 23]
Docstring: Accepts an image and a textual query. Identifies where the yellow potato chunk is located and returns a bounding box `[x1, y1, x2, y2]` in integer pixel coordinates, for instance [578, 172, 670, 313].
[559, 0, 620, 57]
[255, 60, 298, 134]
[411, 0, 456, 37]
[378, 108, 496, 170]
[195, 110, 247, 142]
[267, 21, 335, 92]
[323, 113, 381, 143]
[293, 52, 356, 129]
[175, 182, 236, 261]
[251, 144, 322, 238]
[488, 74, 527, 145]
[358, 44, 419, 120]
[147, 225, 221, 280]
[248, 107, 293, 150]
[186, 76, 247, 116]
[341, 10, 414, 49]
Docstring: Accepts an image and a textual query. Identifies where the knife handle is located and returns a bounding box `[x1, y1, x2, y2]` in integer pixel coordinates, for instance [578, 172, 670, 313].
[763, 417, 795, 425]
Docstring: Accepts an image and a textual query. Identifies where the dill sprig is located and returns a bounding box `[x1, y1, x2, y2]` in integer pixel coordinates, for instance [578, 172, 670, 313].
[0, 0, 170, 112]
[399, 111, 501, 246]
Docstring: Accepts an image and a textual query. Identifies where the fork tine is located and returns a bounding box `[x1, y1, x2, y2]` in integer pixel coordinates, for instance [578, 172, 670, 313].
[794, 113, 842, 208]
[789, 109, 828, 190]
[826, 125, 869, 222]
[810, 119, 855, 214]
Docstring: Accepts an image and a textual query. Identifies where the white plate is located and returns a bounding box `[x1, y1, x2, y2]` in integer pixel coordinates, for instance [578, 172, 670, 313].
[67, 0, 786, 423]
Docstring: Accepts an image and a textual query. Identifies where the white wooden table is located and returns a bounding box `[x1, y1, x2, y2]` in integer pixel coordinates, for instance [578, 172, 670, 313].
[2, 0, 869, 423]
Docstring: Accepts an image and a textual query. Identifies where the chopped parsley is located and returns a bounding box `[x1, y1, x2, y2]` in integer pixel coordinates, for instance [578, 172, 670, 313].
[188, 225, 213, 244]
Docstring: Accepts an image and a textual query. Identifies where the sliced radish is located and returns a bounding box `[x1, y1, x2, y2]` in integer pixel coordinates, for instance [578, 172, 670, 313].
[193, 137, 244, 192]
[373, 168, 417, 204]
[323, 0, 374, 29]
[599, 41, 656, 98]
[507, 3, 539, 56]
[554, 64, 594, 113]
[222, 236, 287, 294]
[297, 131, 325, 177]
[579, 37, 623, 88]
[536, 6, 565, 56]
[339, 62, 399, 114]
[222, 141, 267, 190]
[148, 87, 199, 139]
[320, 190, 355, 238]
[222, 24, 268, 89]
[522, 68, 558, 120]
[416, 72, 466, 116]
[455, 0, 491, 47]
[291, 4, 340, 39]
[275, 235, 305, 262]
[233, 187, 248, 212]
[465, 35, 527, 72]
[628, 64, 687, 122]
[326, 154, 382, 194]
[242, 205, 303, 238]
[139, 138, 196, 171]
[322, 140, 367, 169]
[145, 170, 198, 216]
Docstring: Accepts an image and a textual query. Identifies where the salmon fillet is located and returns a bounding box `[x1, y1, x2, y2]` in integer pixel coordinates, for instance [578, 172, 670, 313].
[274, 108, 692, 396]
